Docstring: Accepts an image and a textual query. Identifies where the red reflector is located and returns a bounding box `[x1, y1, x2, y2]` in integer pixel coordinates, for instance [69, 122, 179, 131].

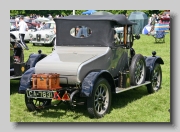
[62, 91, 70, 101]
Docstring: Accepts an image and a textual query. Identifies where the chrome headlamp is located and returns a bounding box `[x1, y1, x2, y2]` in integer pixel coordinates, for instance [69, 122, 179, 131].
[46, 34, 49, 38]
[29, 34, 33, 38]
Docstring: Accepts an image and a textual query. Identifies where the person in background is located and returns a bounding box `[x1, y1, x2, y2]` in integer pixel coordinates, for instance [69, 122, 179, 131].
[148, 14, 153, 25]
[30, 14, 33, 18]
[36, 22, 45, 30]
[41, 22, 45, 28]
[156, 14, 161, 23]
[148, 14, 156, 35]
[125, 14, 128, 18]
[15, 16, 29, 50]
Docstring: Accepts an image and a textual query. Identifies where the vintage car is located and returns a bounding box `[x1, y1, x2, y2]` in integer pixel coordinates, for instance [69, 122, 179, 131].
[18, 15, 164, 118]
[10, 37, 46, 80]
[10, 20, 37, 42]
[29, 20, 56, 46]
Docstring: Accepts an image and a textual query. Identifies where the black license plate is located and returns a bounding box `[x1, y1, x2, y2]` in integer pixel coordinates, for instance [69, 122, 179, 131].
[26, 90, 54, 99]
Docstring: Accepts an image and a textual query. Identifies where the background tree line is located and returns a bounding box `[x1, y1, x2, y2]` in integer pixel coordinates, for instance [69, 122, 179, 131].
[10, 10, 166, 17]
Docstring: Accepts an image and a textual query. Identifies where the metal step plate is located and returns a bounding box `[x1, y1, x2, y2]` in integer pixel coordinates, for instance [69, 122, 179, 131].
[10, 75, 22, 80]
[115, 81, 151, 93]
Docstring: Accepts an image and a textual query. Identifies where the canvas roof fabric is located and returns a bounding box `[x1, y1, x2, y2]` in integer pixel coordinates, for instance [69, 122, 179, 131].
[54, 15, 136, 47]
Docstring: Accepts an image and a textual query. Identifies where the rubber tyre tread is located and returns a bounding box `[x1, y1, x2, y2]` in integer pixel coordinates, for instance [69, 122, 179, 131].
[147, 63, 162, 94]
[87, 78, 112, 118]
[129, 54, 146, 85]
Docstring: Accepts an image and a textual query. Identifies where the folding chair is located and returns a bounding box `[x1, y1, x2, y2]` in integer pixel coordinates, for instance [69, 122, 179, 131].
[153, 30, 165, 43]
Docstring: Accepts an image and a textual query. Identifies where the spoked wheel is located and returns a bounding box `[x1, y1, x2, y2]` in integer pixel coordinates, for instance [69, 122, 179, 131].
[87, 78, 111, 118]
[147, 63, 162, 93]
[130, 54, 146, 85]
[25, 93, 52, 111]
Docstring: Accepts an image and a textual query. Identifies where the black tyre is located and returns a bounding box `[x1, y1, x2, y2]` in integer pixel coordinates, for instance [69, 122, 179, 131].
[51, 39, 55, 46]
[87, 78, 112, 118]
[147, 63, 162, 94]
[25, 93, 52, 111]
[33, 43, 36, 46]
[130, 54, 146, 85]
[20, 49, 24, 63]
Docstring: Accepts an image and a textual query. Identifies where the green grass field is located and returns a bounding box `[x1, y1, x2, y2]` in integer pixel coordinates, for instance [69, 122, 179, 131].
[10, 33, 170, 122]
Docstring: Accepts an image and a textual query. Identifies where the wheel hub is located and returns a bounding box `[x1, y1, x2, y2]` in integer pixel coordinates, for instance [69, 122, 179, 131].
[98, 96, 104, 103]
[153, 77, 157, 82]
[98, 97, 103, 103]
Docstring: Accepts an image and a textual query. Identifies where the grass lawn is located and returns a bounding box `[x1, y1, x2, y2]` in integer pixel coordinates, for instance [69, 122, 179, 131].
[10, 33, 170, 122]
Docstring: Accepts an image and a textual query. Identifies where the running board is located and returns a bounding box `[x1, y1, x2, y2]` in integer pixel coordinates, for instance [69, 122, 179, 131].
[115, 81, 151, 93]
[10, 75, 22, 80]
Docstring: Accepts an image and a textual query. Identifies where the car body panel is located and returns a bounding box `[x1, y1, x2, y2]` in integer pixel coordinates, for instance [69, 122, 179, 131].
[35, 46, 109, 84]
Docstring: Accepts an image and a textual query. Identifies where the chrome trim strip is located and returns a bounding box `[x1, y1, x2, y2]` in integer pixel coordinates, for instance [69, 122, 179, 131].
[77, 47, 110, 83]
[115, 81, 151, 93]
[10, 76, 22, 80]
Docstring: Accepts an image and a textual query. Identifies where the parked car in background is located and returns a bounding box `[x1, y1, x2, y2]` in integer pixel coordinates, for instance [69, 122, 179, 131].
[29, 20, 56, 46]
[10, 37, 26, 79]
[10, 20, 37, 43]
[10, 37, 47, 80]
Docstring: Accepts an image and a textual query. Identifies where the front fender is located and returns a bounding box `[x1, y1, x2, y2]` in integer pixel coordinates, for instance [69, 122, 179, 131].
[145, 56, 164, 81]
[10, 32, 19, 40]
[80, 70, 115, 97]
[18, 67, 35, 94]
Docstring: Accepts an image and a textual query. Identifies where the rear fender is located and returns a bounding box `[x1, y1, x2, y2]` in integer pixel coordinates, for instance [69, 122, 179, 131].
[80, 70, 115, 97]
[18, 67, 35, 94]
[25, 52, 47, 71]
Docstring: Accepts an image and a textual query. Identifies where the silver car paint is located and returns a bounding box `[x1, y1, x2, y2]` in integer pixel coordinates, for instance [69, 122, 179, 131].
[78, 47, 129, 82]
[35, 46, 110, 84]
[35, 46, 129, 85]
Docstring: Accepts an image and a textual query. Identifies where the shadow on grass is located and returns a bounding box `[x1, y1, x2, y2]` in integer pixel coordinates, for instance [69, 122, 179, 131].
[28, 103, 87, 119]
[111, 86, 149, 109]
[33, 44, 53, 47]
[153, 42, 165, 44]
[10, 79, 21, 95]
[29, 86, 149, 119]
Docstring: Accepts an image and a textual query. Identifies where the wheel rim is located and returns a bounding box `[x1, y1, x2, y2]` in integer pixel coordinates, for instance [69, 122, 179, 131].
[134, 60, 145, 84]
[10, 36, 14, 42]
[152, 66, 161, 91]
[94, 84, 109, 115]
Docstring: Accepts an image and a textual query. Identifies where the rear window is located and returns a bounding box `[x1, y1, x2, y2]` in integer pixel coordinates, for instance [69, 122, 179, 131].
[70, 26, 92, 38]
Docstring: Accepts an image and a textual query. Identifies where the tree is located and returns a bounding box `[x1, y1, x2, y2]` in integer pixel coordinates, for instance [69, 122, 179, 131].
[10, 10, 164, 17]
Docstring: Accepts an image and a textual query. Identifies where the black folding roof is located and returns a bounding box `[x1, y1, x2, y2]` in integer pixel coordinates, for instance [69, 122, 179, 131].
[54, 15, 136, 26]
[54, 14, 136, 47]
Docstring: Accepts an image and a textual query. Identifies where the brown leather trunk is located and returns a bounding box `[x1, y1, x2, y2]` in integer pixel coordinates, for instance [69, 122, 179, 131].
[32, 73, 61, 90]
